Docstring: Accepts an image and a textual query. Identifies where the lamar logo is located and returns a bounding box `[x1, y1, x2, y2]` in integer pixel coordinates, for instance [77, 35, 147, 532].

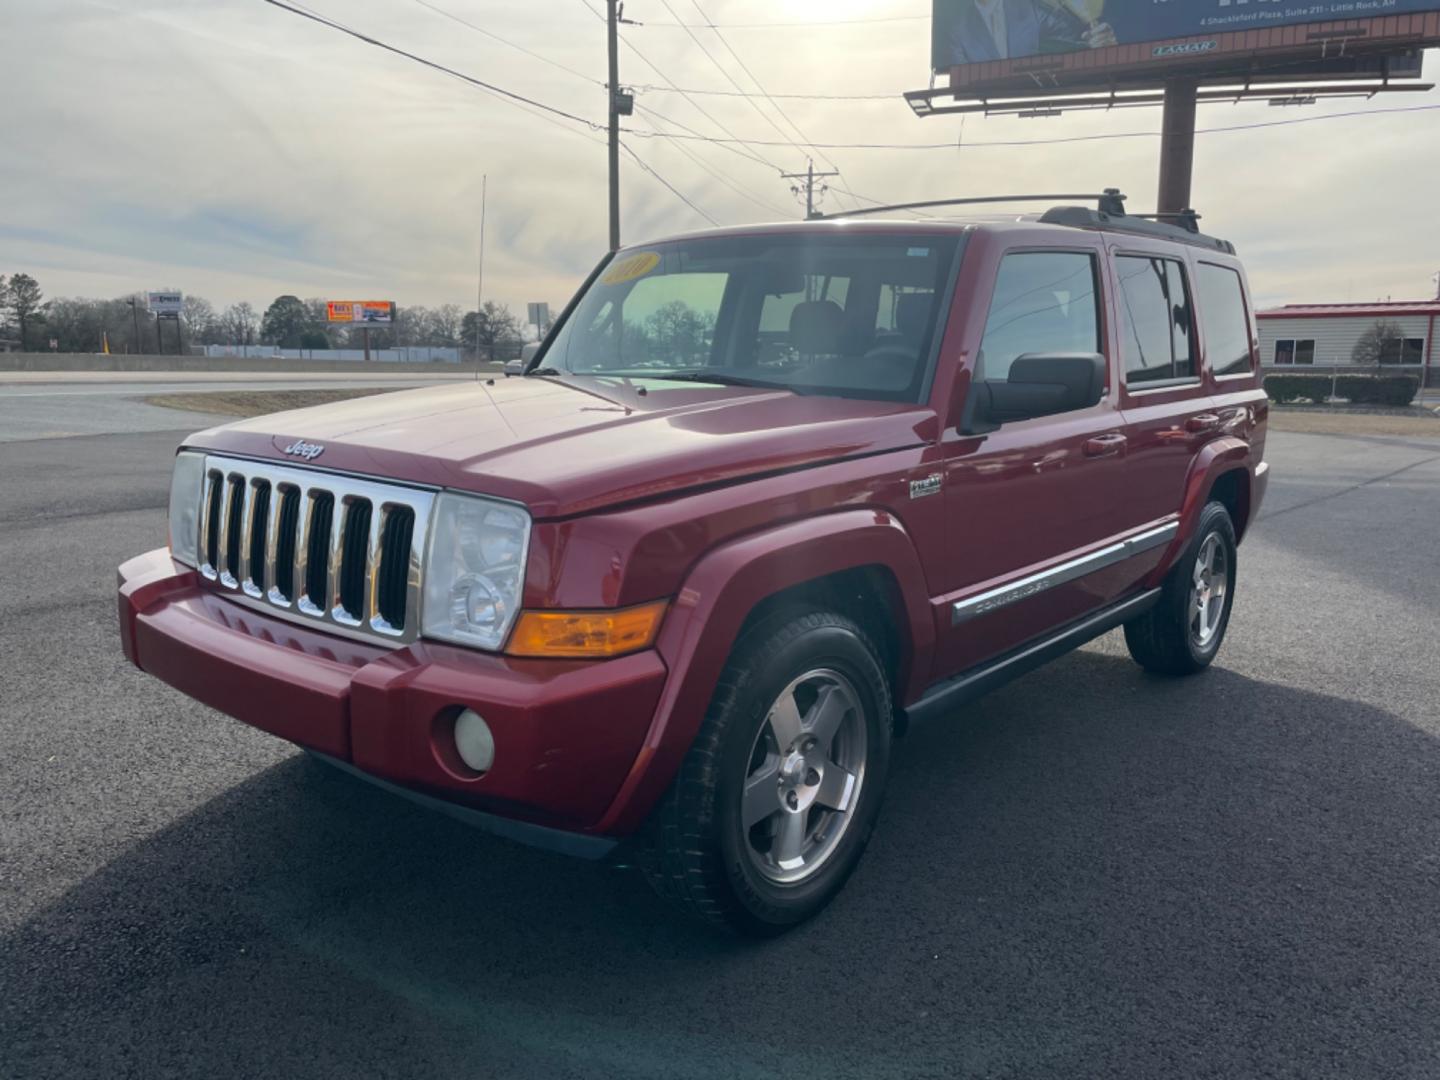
[283, 440, 325, 461]
[1154, 41, 1217, 57]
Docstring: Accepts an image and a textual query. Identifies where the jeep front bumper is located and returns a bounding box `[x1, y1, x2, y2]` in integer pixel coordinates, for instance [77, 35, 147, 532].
[117, 548, 668, 855]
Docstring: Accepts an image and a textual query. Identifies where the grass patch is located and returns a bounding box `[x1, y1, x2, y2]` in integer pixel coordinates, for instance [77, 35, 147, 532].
[1269, 409, 1440, 438]
[143, 388, 395, 418]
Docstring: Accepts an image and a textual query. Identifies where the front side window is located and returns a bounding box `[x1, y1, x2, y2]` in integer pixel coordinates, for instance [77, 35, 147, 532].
[1116, 255, 1197, 385]
[1196, 263, 1253, 377]
[543, 235, 959, 401]
[977, 251, 1100, 383]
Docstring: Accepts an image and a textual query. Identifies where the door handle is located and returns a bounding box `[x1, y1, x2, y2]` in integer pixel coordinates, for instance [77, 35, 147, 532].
[1185, 413, 1220, 433]
[1083, 433, 1127, 458]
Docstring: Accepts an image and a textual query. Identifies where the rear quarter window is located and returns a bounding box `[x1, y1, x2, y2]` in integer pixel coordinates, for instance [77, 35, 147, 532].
[1195, 264, 1255, 377]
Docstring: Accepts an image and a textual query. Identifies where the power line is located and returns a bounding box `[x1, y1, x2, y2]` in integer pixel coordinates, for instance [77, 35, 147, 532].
[655, 0, 810, 161]
[645, 13, 929, 28]
[685, 0, 857, 210]
[410, 0, 600, 85]
[621, 141, 722, 226]
[625, 102, 1440, 151]
[635, 84, 897, 102]
[634, 104, 793, 216]
[632, 101, 778, 172]
[601, 9, 789, 175]
[258, 0, 602, 130]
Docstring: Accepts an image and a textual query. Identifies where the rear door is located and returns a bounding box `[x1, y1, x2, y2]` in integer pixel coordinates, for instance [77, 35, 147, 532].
[1109, 242, 1222, 530]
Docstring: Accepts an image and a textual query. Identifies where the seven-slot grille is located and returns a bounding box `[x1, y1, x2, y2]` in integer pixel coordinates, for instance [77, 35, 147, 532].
[196, 455, 434, 644]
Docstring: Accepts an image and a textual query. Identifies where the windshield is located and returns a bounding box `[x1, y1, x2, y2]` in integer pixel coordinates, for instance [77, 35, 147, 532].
[541, 233, 960, 402]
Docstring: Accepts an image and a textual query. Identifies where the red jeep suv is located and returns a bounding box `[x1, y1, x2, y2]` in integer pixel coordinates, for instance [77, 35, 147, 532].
[118, 197, 1268, 934]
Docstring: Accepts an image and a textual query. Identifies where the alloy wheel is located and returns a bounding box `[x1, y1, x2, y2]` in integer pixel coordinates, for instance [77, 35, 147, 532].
[740, 668, 868, 885]
[1189, 532, 1229, 648]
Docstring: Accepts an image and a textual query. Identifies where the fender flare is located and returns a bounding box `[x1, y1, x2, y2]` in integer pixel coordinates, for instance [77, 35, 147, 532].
[592, 509, 934, 835]
[1146, 437, 1252, 588]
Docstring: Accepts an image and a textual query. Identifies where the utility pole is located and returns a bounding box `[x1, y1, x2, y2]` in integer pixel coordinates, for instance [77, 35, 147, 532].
[476, 173, 487, 378]
[782, 159, 840, 220]
[606, 2, 636, 251]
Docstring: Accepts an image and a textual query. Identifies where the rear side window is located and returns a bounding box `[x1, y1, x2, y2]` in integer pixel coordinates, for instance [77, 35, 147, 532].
[1196, 264, 1254, 377]
[1116, 255, 1196, 385]
[978, 252, 1100, 382]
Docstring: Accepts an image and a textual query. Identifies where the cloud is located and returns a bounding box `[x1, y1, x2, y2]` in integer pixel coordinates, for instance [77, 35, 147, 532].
[2, 0, 1437, 315]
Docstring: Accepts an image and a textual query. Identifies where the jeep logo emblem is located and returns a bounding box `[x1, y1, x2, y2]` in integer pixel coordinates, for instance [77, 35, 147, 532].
[283, 440, 325, 461]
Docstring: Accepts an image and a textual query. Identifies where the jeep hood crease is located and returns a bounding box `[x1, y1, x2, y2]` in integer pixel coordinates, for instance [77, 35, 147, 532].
[189, 377, 936, 519]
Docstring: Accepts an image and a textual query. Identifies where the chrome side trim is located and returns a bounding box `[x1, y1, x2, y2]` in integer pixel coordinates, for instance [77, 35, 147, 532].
[952, 522, 1178, 625]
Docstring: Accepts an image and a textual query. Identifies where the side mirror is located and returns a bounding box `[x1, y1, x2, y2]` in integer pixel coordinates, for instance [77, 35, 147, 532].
[969, 352, 1106, 429]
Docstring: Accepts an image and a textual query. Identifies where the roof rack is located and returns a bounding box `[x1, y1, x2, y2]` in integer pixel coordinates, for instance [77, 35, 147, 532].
[815, 193, 1117, 221]
[1041, 190, 1235, 253]
[815, 189, 1236, 254]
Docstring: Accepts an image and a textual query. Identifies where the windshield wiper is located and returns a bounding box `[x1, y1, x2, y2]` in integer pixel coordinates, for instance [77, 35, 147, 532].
[653, 371, 798, 392]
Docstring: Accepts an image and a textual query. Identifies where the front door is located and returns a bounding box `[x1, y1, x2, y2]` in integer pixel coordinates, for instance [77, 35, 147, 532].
[931, 245, 1158, 680]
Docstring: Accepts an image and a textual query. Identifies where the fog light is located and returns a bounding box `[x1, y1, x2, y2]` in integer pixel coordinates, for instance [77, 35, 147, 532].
[453, 709, 495, 774]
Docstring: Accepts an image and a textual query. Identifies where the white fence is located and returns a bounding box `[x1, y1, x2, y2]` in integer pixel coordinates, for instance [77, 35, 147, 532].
[203, 345, 462, 363]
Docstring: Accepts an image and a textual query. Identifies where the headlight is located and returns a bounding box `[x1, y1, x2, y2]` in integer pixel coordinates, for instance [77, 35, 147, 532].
[420, 492, 532, 651]
[167, 451, 207, 568]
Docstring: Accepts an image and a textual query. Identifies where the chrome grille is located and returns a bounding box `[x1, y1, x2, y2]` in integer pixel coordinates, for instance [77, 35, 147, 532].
[196, 455, 434, 645]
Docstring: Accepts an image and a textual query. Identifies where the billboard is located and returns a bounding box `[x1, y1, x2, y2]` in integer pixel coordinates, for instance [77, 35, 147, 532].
[327, 301, 395, 325]
[148, 291, 183, 319]
[932, 0, 1440, 72]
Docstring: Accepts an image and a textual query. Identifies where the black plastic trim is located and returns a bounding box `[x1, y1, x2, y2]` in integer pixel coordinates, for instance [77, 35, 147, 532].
[903, 588, 1162, 726]
[310, 753, 620, 860]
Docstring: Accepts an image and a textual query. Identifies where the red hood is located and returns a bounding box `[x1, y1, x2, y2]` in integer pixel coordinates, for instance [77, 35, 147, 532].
[188, 376, 937, 519]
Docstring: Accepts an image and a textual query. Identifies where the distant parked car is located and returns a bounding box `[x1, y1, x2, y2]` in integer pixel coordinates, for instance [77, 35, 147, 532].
[505, 341, 541, 377]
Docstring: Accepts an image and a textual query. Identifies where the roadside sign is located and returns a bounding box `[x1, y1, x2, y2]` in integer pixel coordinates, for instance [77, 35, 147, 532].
[148, 291, 183, 318]
[527, 302, 551, 329]
[327, 301, 394, 325]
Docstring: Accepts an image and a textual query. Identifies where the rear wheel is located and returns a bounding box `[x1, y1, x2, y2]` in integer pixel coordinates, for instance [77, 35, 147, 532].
[640, 610, 892, 936]
[1124, 501, 1237, 676]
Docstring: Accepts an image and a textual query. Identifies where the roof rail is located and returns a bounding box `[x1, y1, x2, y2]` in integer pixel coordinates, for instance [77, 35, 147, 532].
[812, 188, 1236, 254]
[814, 193, 1117, 221]
[1040, 190, 1236, 253]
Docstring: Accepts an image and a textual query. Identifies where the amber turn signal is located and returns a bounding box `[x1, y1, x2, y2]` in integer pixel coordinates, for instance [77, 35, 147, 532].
[506, 601, 669, 658]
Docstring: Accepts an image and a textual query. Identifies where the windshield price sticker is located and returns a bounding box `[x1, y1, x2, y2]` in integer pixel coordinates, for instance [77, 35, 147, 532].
[602, 251, 661, 286]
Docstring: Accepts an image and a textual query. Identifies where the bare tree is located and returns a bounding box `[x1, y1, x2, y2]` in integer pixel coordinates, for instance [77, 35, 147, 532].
[222, 302, 259, 346]
[430, 303, 464, 347]
[463, 301, 522, 361]
[1352, 320, 1405, 366]
[182, 296, 216, 344]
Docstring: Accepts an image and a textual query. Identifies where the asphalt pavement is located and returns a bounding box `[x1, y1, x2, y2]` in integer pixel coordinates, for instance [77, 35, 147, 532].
[0, 371, 479, 442]
[2, 422, 1440, 1079]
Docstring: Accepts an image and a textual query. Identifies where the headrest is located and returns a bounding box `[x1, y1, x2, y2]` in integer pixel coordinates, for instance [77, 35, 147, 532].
[789, 300, 844, 355]
[895, 292, 933, 343]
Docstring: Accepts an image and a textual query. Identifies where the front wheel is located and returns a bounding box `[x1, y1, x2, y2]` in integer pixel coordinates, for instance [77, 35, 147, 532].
[640, 610, 893, 936]
[1124, 501, 1238, 676]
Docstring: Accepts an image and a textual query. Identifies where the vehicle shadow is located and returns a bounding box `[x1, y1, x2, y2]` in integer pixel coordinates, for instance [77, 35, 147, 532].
[6, 646, 1440, 1079]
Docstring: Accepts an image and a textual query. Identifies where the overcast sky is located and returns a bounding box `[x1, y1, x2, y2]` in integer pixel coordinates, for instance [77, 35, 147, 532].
[4, 0, 1439, 316]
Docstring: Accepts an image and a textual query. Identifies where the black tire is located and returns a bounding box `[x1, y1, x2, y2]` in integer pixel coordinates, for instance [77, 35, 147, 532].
[639, 609, 893, 936]
[1124, 501, 1238, 677]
